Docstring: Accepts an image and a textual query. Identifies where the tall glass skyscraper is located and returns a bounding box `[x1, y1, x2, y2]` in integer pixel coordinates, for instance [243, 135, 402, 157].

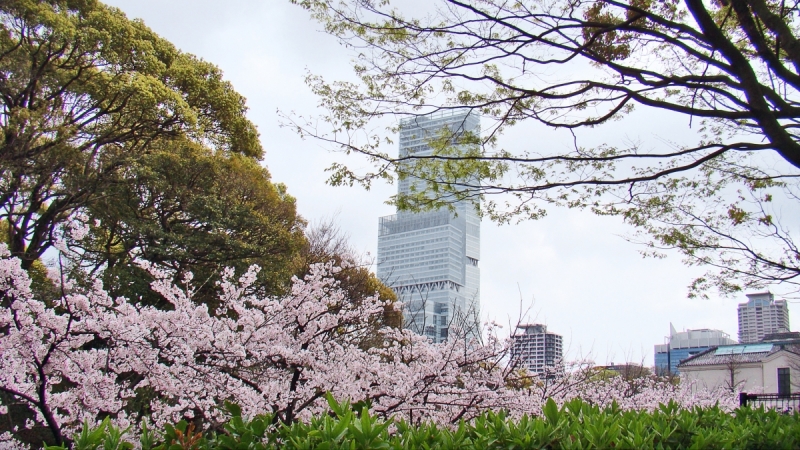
[377, 110, 480, 343]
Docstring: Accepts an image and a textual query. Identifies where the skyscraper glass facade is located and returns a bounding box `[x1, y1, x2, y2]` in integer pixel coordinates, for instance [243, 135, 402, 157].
[377, 110, 480, 343]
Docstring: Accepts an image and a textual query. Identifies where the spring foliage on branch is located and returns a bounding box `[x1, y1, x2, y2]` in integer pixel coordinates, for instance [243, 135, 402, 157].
[287, 0, 800, 297]
[0, 245, 735, 448]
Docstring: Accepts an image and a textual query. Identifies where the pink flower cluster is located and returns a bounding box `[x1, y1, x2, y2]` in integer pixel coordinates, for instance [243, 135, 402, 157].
[0, 245, 736, 445]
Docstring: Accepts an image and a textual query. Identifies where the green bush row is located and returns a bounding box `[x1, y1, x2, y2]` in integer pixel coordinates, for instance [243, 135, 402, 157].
[45, 397, 800, 450]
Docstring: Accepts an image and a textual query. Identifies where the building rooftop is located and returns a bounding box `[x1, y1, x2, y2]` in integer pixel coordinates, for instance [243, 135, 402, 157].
[515, 323, 552, 335]
[654, 323, 736, 352]
[678, 344, 800, 367]
[761, 332, 800, 343]
[740, 291, 780, 307]
[398, 108, 476, 126]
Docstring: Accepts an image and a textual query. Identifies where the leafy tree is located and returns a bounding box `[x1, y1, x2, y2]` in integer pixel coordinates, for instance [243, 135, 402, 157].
[289, 0, 800, 297]
[1, 0, 260, 271]
[70, 138, 306, 307]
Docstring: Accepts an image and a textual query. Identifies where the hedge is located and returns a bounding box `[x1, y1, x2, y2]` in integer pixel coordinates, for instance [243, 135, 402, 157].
[42, 397, 800, 450]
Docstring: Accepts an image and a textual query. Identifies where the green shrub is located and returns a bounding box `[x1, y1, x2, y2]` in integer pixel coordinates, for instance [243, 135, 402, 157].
[41, 397, 800, 450]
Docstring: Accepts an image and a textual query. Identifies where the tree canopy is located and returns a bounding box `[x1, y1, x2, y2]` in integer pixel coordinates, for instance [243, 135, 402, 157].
[0, 0, 312, 301]
[1, 0, 261, 270]
[290, 0, 800, 297]
[73, 139, 306, 307]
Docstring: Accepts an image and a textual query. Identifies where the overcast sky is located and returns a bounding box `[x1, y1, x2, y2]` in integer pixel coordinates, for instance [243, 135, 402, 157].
[102, 0, 799, 366]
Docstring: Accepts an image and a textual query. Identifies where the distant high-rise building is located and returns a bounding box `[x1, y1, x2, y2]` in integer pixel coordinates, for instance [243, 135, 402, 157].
[654, 323, 736, 375]
[511, 324, 563, 377]
[738, 292, 789, 343]
[376, 110, 481, 343]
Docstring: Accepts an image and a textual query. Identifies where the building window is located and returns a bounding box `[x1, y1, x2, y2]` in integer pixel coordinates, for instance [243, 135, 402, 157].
[778, 367, 791, 396]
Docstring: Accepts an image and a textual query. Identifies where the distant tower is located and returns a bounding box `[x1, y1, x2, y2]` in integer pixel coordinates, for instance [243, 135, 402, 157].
[738, 292, 789, 343]
[511, 324, 563, 377]
[376, 110, 480, 343]
[654, 323, 736, 375]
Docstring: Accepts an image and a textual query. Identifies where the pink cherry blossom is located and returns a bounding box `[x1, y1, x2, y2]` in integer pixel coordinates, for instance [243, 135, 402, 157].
[0, 244, 738, 446]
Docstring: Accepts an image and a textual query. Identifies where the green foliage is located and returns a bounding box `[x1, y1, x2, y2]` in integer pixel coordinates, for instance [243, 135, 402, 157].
[73, 139, 306, 307]
[50, 399, 800, 450]
[0, 0, 262, 270]
[157, 421, 207, 450]
[44, 418, 132, 450]
[1, 3, 310, 442]
[0, 221, 58, 303]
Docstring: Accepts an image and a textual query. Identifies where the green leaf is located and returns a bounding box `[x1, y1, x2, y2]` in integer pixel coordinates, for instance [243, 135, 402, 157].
[542, 398, 560, 427]
[225, 401, 243, 418]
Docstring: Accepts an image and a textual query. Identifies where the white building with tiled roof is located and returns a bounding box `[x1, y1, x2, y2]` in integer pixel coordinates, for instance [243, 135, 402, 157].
[679, 343, 800, 395]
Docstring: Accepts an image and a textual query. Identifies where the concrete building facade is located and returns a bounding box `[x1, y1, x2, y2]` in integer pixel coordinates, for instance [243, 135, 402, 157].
[376, 110, 481, 343]
[511, 324, 564, 377]
[654, 324, 737, 375]
[738, 292, 790, 344]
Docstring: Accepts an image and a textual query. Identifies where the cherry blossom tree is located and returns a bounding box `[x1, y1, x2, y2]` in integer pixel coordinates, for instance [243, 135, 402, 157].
[0, 244, 514, 446]
[0, 244, 737, 447]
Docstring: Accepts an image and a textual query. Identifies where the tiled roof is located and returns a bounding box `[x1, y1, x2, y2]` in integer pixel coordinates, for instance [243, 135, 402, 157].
[679, 344, 800, 367]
